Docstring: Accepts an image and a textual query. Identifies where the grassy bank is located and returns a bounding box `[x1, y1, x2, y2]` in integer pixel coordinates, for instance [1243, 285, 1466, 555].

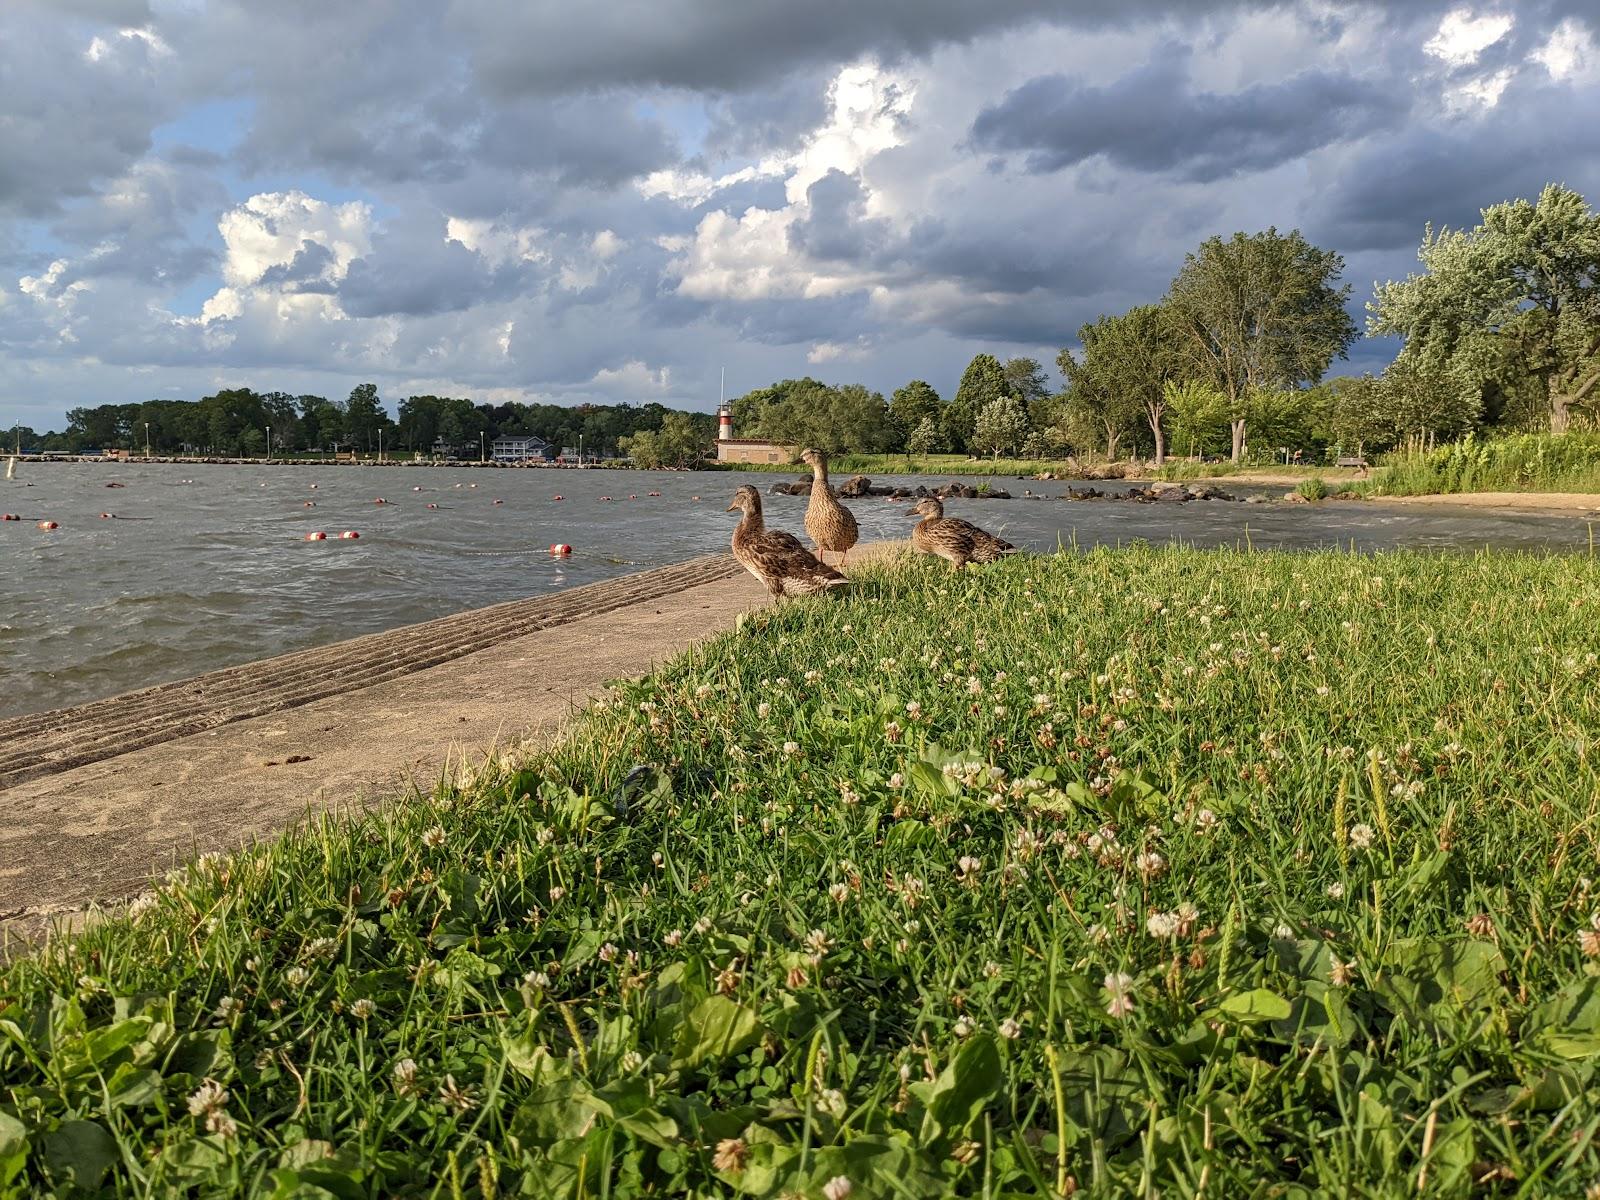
[1370, 432, 1600, 496]
[5, 548, 1600, 1195]
[712, 453, 1082, 478]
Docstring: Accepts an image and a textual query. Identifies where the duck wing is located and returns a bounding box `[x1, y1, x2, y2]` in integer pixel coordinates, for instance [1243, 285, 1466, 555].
[805, 482, 859, 551]
[912, 516, 976, 558]
[944, 516, 1017, 561]
[738, 528, 848, 593]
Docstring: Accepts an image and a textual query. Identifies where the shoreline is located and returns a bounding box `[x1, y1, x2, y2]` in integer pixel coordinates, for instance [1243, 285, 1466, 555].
[1, 545, 904, 945]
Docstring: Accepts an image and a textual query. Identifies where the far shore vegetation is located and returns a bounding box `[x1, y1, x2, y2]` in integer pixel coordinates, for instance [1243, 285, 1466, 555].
[5, 547, 1600, 1194]
[14, 183, 1599, 497]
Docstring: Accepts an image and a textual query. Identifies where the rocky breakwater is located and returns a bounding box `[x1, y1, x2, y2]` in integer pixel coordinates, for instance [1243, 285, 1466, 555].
[769, 475, 1249, 504]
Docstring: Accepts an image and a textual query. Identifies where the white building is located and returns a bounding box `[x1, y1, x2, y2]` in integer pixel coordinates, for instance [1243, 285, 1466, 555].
[491, 436, 553, 462]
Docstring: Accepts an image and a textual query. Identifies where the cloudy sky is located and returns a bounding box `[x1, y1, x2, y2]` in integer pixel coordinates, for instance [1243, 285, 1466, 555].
[3, 1, 1598, 432]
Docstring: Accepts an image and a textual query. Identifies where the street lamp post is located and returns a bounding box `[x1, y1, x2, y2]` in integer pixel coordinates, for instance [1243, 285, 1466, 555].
[480, 431, 485, 463]
[578, 433, 584, 465]
[266, 425, 272, 462]
[144, 422, 151, 458]
[378, 427, 383, 463]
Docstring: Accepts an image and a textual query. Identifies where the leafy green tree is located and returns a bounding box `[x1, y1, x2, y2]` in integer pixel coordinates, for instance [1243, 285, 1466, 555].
[971, 395, 1030, 458]
[732, 378, 896, 455]
[1166, 228, 1358, 462]
[906, 416, 942, 455]
[345, 382, 391, 452]
[1163, 379, 1230, 459]
[1002, 356, 1052, 426]
[1056, 347, 1140, 461]
[621, 411, 709, 467]
[946, 354, 1015, 454]
[1370, 184, 1600, 433]
[1067, 305, 1184, 465]
[298, 395, 344, 452]
[889, 380, 943, 449]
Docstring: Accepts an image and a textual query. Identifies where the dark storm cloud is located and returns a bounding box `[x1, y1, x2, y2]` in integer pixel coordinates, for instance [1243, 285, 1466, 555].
[1310, 75, 1600, 252]
[0, 11, 172, 216]
[971, 51, 1407, 182]
[339, 225, 530, 319]
[788, 171, 894, 261]
[478, 99, 681, 188]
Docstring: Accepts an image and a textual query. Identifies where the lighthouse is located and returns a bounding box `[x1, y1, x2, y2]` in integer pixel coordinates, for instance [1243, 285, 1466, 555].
[717, 404, 733, 442]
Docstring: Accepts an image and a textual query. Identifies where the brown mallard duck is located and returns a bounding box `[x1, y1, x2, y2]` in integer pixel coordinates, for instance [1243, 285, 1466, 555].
[727, 485, 849, 600]
[799, 448, 858, 566]
[908, 497, 1019, 570]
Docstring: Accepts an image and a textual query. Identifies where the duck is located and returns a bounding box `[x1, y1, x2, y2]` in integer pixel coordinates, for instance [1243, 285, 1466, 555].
[727, 485, 849, 601]
[907, 497, 1019, 570]
[799, 447, 859, 567]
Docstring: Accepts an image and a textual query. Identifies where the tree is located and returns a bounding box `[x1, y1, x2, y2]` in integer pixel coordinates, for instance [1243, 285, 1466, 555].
[732, 378, 896, 455]
[1002, 357, 1052, 427]
[1370, 184, 1600, 433]
[890, 380, 943, 449]
[1166, 228, 1358, 462]
[946, 354, 1015, 454]
[1056, 347, 1140, 461]
[1067, 305, 1184, 465]
[1163, 379, 1231, 459]
[906, 416, 942, 455]
[971, 396, 1030, 458]
[621, 411, 710, 468]
[345, 383, 391, 452]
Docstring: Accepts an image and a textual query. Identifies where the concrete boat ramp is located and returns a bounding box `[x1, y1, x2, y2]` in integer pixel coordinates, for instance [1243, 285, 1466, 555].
[0, 554, 772, 945]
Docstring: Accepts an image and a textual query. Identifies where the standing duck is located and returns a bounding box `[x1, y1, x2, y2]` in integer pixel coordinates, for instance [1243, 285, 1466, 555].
[727, 485, 849, 601]
[800, 448, 859, 567]
[907, 497, 1018, 570]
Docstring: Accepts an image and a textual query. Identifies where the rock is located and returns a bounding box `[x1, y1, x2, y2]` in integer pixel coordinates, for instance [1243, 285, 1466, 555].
[768, 480, 809, 495]
[1155, 486, 1190, 502]
[1333, 489, 1363, 500]
[1244, 496, 1265, 504]
[1283, 491, 1311, 503]
[838, 475, 873, 498]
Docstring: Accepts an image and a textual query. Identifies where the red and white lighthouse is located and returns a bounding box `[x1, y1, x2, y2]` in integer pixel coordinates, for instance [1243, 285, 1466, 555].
[717, 404, 733, 442]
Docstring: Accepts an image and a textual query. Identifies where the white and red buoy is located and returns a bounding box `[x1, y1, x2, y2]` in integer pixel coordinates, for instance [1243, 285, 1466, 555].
[340, 530, 361, 540]
[37, 520, 58, 530]
[305, 531, 327, 541]
[550, 543, 572, 556]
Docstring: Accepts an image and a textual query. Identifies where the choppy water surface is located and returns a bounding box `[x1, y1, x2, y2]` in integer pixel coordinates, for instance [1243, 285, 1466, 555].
[3, 461, 1596, 718]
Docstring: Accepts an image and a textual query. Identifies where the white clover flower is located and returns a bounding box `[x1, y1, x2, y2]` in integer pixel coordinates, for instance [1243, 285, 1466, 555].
[422, 826, 446, 848]
[524, 970, 551, 988]
[285, 966, 311, 988]
[953, 1016, 973, 1038]
[757, 702, 771, 719]
[351, 999, 376, 1019]
[1273, 922, 1295, 941]
[1329, 956, 1357, 987]
[783, 741, 800, 756]
[693, 917, 714, 935]
[1135, 850, 1166, 879]
[805, 929, 835, 957]
[439, 1075, 476, 1114]
[1146, 911, 1180, 939]
[303, 937, 338, 962]
[621, 1050, 644, 1073]
[599, 942, 618, 963]
[1348, 824, 1376, 850]
[983, 961, 1002, 979]
[1102, 972, 1136, 1018]
[1326, 882, 1345, 899]
[822, 1177, 853, 1200]
[998, 1018, 1022, 1040]
[817, 1088, 846, 1118]
[888, 772, 905, 789]
[187, 1080, 229, 1118]
[548, 885, 567, 903]
[213, 995, 242, 1023]
[828, 882, 851, 904]
[956, 856, 982, 880]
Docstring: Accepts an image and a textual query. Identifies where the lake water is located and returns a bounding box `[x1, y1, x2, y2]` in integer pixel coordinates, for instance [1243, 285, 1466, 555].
[3, 461, 1595, 719]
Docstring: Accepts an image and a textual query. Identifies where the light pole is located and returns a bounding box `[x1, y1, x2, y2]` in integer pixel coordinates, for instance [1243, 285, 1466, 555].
[144, 422, 151, 458]
[578, 432, 584, 465]
[480, 430, 485, 463]
[378, 427, 383, 463]
[266, 425, 272, 462]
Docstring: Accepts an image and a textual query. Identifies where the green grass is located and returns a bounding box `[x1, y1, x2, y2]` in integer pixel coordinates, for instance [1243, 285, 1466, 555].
[711, 453, 1083, 478]
[5, 548, 1600, 1196]
[1295, 476, 1329, 502]
[1153, 461, 1363, 482]
[1371, 432, 1600, 496]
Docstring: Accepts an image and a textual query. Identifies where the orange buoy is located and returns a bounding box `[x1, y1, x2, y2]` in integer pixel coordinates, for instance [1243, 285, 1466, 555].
[310, 483, 319, 489]
[628, 494, 637, 500]
[552, 494, 563, 501]
[340, 530, 360, 540]
[38, 520, 58, 530]
[600, 495, 612, 501]
[469, 483, 478, 488]
[412, 486, 423, 491]
[1, 514, 17, 521]
[550, 543, 572, 556]
[691, 495, 700, 501]
[305, 531, 327, 541]
[100, 512, 113, 519]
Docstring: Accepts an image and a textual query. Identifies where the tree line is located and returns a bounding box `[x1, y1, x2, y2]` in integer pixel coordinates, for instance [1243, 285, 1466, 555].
[728, 183, 1599, 465]
[11, 385, 716, 461]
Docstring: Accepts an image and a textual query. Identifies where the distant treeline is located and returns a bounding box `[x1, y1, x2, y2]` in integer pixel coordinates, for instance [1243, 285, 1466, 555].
[12, 386, 717, 460]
